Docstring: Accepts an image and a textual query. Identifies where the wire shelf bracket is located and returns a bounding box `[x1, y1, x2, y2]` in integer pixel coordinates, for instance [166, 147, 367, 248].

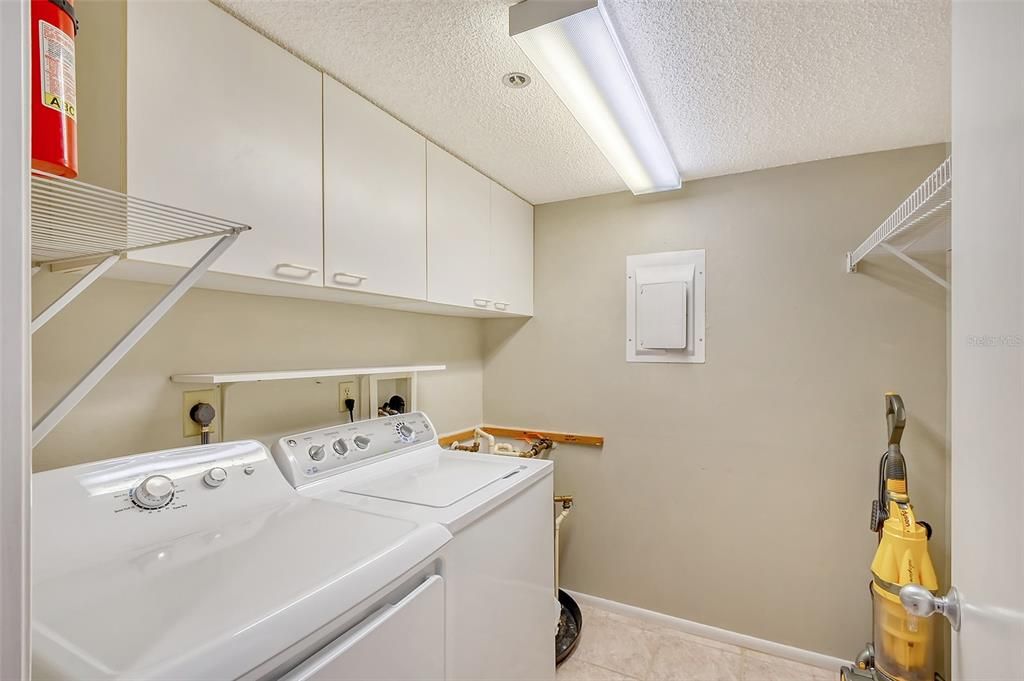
[846, 156, 951, 289]
[30, 172, 250, 446]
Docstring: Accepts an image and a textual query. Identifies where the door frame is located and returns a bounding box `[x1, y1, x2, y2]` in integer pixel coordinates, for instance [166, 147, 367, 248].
[0, 0, 32, 677]
[950, 1, 1024, 677]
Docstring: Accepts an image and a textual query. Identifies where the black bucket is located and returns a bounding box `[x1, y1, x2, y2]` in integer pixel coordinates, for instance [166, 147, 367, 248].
[555, 589, 583, 665]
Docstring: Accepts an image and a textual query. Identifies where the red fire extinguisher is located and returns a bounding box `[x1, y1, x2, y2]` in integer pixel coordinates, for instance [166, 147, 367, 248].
[31, 0, 79, 178]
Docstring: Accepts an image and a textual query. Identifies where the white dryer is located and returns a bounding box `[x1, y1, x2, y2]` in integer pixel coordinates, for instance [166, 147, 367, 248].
[32, 440, 451, 681]
[272, 412, 556, 681]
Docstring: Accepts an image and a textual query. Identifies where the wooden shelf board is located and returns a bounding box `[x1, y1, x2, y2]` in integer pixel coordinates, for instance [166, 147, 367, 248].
[438, 425, 604, 448]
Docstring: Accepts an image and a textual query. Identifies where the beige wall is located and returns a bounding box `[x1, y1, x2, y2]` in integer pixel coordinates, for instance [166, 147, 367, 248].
[32, 276, 483, 471]
[482, 145, 949, 659]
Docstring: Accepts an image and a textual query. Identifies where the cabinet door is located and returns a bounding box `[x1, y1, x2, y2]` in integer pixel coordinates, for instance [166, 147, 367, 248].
[323, 77, 426, 299]
[126, 1, 323, 286]
[426, 143, 491, 309]
[489, 183, 534, 316]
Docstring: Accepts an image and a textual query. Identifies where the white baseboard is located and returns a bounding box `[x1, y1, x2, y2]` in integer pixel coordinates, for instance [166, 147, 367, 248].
[564, 590, 850, 671]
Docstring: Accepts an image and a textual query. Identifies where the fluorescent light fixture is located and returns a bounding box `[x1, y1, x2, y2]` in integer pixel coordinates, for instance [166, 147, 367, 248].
[510, 0, 681, 195]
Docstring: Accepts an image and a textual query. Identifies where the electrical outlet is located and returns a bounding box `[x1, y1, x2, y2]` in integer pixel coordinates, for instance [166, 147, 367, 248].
[183, 388, 220, 438]
[338, 381, 357, 413]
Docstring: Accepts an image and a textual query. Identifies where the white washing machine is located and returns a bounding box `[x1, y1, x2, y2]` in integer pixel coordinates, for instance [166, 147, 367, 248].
[272, 412, 556, 681]
[32, 439, 452, 681]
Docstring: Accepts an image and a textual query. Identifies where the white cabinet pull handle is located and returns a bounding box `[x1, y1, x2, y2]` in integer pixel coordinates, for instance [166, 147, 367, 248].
[275, 263, 319, 279]
[333, 272, 368, 285]
[493, 301, 510, 311]
[473, 298, 492, 307]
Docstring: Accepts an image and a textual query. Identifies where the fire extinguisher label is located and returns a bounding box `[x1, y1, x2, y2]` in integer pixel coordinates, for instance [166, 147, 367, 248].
[39, 20, 77, 120]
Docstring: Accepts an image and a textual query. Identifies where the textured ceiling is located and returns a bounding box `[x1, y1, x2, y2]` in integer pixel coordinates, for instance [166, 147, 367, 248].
[216, 0, 951, 205]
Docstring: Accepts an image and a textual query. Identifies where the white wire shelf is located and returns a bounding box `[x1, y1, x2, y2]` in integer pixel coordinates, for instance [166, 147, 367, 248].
[30, 172, 249, 446]
[170, 365, 447, 385]
[847, 157, 951, 287]
[31, 171, 250, 266]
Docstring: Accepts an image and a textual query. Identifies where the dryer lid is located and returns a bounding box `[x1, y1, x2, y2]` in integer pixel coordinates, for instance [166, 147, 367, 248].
[32, 499, 450, 681]
[336, 454, 523, 508]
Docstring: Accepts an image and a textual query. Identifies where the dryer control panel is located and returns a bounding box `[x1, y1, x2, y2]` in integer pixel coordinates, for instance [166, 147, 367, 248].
[271, 412, 437, 487]
[31, 439, 296, 564]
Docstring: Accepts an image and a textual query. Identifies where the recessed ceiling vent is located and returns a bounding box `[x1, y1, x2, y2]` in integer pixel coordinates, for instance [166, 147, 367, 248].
[502, 72, 531, 89]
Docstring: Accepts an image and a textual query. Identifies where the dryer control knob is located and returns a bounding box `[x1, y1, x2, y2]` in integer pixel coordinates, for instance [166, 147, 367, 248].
[353, 435, 371, 450]
[332, 438, 349, 456]
[308, 445, 326, 461]
[203, 467, 227, 488]
[398, 423, 414, 442]
[132, 475, 174, 509]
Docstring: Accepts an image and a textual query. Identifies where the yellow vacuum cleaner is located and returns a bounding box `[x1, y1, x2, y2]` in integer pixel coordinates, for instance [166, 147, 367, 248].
[841, 394, 947, 681]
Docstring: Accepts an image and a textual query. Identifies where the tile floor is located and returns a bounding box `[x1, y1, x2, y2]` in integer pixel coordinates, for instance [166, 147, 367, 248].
[556, 603, 837, 681]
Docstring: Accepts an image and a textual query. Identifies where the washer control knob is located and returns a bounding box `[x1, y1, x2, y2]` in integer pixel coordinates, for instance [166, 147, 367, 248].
[398, 423, 414, 442]
[203, 467, 227, 488]
[308, 444, 326, 461]
[132, 475, 174, 509]
[353, 435, 371, 450]
[332, 438, 349, 456]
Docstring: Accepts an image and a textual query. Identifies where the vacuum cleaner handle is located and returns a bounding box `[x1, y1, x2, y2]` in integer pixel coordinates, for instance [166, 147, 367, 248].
[872, 393, 907, 533]
[885, 393, 906, 446]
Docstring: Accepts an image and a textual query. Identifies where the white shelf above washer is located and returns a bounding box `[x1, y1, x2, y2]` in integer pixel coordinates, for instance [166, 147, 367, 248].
[847, 156, 951, 289]
[171, 365, 447, 385]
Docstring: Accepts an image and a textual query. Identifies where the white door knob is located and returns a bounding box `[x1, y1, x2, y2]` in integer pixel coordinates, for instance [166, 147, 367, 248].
[900, 584, 962, 631]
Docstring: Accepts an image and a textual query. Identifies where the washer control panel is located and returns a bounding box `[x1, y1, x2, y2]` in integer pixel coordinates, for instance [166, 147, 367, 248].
[271, 412, 437, 487]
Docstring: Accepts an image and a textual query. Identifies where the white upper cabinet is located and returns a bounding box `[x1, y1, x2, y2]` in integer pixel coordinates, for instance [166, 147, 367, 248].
[426, 143, 491, 309]
[323, 76, 426, 300]
[489, 183, 534, 315]
[126, 1, 324, 286]
[118, 3, 532, 317]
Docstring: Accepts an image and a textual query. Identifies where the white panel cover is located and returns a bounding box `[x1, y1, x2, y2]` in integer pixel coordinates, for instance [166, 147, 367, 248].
[635, 266, 688, 350]
[626, 250, 706, 363]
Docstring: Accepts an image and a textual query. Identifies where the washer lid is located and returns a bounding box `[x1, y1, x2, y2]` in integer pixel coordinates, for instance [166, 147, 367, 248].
[336, 455, 523, 508]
